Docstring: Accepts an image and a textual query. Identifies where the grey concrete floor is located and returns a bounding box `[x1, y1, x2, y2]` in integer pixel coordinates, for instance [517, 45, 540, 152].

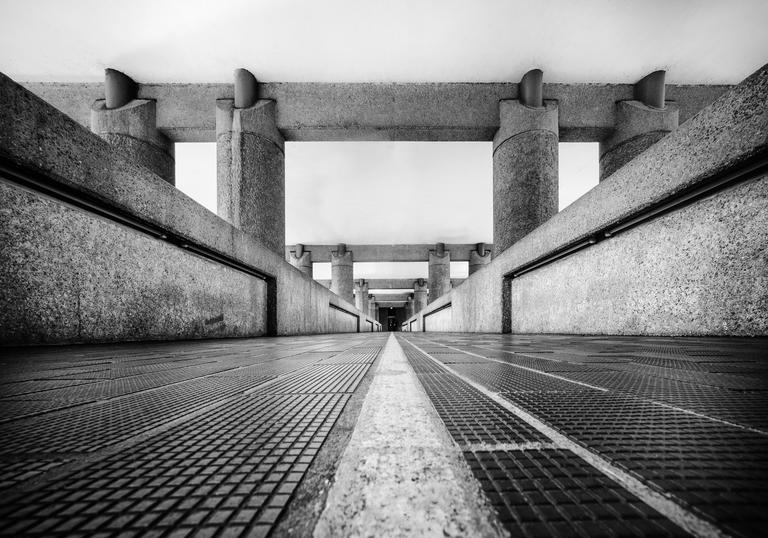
[0, 332, 765, 537]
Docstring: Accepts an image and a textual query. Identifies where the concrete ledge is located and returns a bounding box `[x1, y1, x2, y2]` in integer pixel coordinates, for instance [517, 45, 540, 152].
[286, 244, 491, 262]
[0, 73, 380, 343]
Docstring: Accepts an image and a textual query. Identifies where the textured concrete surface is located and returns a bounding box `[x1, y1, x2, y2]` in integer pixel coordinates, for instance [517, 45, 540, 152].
[354, 280, 370, 314]
[599, 100, 679, 181]
[288, 247, 313, 277]
[91, 99, 175, 184]
[314, 335, 502, 538]
[331, 248, 354, 305]
[0, 74, 379, 343]
[413, 279, 429, 313]
[217, 99, 285, 256]
[510, 175, 768, 335]
[317, 278, 466, 290]
[405, 63, 768, 336]
[428, 247, 451, 304]
[0, 182, 267, 345]
[423, 306, 453, 332]
[286, 244, 494, 262]
[469, 246, 492, 275]
[493, 101, 559, 256]
[20, 81, 729, 142]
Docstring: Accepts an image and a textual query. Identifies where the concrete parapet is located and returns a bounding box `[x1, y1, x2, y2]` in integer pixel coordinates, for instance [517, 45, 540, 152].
[493, 100, 559, 256]
[331, 244, 354, 304]
[216, 98, 285, 255]
[600, 100, 679, 181]
[91, 99, 175, 184]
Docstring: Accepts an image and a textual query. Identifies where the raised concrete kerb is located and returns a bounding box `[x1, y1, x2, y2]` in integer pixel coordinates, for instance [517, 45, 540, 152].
[492, 100, 559, 153]
[215, 99, 284, 152]
[314, 334, 502, 537]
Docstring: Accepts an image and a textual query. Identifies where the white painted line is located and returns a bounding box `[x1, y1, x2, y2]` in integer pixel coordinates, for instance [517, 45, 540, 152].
[462, 442, 559, 452]
[402, 337, 730, 538]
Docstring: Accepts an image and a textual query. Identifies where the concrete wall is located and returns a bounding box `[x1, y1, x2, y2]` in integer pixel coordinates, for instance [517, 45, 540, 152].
[0, 73, 379, 345]
[404, 64, 768, 336]
[423, 306, 453, 332]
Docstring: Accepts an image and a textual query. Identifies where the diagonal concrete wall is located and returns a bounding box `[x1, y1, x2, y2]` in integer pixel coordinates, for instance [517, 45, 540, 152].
[0, 73, 380, 345]
[404, 64, 768, 336]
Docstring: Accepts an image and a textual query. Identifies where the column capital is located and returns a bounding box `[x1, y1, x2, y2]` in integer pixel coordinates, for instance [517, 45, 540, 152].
[216, 99, 284, 152]
[493, 100, 558, 153]
[413, 278, 428, 292]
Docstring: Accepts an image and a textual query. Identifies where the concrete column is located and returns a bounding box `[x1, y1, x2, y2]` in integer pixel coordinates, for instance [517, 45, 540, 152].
[354, 279, 370, 313]
[330, 243, 354, 304]
[428, 243, 451, 304]
[600, 71, 679, 181]
[216, 69, 285, 255]
[468, 242, 491, 275]
[90, 69, 175, 184]
[288, 244, 312, 278]
[406, 295, 415, 319]
[370, 298, 378, 323]
[413, 279, 429, 313]
[492, 69, 558, 257]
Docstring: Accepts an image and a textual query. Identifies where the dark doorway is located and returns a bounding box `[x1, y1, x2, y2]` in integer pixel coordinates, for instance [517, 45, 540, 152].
[384, 307, 407, 331]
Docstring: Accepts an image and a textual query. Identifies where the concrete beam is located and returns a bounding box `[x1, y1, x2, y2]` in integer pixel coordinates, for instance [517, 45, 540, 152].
[285, 244, 492, 262]
[317, 279, 465, 289]
[19, 81, 729, 143]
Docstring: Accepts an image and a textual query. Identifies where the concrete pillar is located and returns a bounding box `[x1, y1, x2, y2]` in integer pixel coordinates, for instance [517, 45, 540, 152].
[492, 69, 558, 257]
[90, 69, 175, 184]
[428, 243, 451, 304]
[216, 69, 285, 255]
[468, 242, 491, 275]
[600, 71, 679, 181]
[354, 279, 370, 313]
[368, 295, 377, 320]
[413, 279, 429, 313]
[288, 244, 312, 278]
[406, 295, 415, 319]
[330, 243, 354, 304]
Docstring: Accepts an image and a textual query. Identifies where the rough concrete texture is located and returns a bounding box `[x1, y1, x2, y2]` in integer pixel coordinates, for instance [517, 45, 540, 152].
[413, 280, 429, 314]
[21, 81, 728, 143]
[468, 248, 491, 275]
[493, 129, 559, 255]
[0, 73, 379, 343]
[599, 100, 679, 181]
[354, 280, 370, 313]
[428, 250, 451, 304]
[510, 175, 768, 335]
[314, 335, 502, 538]
[0, 182, 267, 345]
[423, 306, 453, 332]
[216, 99, 285, 256]
[91, 99, 175, 184]
[405, 64, 768, 336]
[288, 249, 313, 277]
[331, 249, 354, 305]
[317, 278, 466, 289]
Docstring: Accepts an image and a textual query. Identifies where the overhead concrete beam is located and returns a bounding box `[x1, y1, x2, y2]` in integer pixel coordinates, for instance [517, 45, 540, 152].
[285, 244, 493, 262]
[316, 279, 466, 289]
[19, 81, 729, 143]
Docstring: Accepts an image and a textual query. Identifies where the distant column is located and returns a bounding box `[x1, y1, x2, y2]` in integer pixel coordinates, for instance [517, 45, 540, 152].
[428, 243, 451, 304]
[369, 297, 378, 321]
[406, 295, 415, 318]
[288, 244, 312, 278]
[413, 279, 429, 313]
[600, 71, 679, 181]
[354, 279, 370, 313]
[468, 242, 491, 275]
[216, 68, 285, 255]
[493, 69, 558, 256]
[90, 69, 175, 184]
[330, 243, 354, 304]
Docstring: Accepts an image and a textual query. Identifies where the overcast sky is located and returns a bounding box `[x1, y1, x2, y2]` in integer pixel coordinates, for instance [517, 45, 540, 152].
[3, 0, 764, 284]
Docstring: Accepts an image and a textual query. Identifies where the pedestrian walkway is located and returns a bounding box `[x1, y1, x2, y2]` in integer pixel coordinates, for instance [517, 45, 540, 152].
[0, 332, 765, 537]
